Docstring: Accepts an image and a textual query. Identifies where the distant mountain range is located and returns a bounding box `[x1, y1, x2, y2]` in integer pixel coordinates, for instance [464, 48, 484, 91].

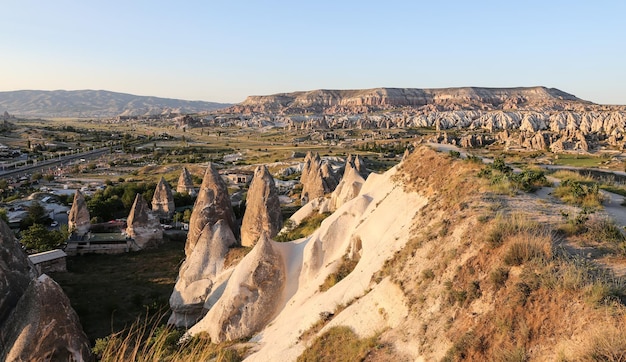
[226, 86, 596, 114]
[0, 90, 231, 118]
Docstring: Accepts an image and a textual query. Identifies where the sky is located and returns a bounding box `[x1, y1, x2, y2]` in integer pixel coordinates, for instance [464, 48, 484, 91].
[1, 0, 625, 105]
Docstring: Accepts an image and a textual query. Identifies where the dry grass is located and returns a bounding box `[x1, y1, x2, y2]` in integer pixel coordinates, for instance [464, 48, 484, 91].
[297, 326, 378, 362]
[576, 324, 626, 361]
[319, 254, 360, 292]
[93, 314, 243, 362]
[380, 155, 626, 361]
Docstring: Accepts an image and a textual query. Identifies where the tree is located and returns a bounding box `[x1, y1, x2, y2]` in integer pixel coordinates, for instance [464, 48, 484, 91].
[20, 201, 50, 229]
[20, 224, 67, 253]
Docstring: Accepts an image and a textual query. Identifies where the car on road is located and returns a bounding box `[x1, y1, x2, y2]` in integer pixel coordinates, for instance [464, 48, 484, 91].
[50, 221, 59, 227]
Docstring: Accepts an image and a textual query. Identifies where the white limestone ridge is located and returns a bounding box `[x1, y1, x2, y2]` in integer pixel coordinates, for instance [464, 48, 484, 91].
[183, 160, 427, 361]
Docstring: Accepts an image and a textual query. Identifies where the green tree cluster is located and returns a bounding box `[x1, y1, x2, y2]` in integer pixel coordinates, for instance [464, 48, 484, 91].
[87, 182, 156, 221]
[21, 224, 69, 253]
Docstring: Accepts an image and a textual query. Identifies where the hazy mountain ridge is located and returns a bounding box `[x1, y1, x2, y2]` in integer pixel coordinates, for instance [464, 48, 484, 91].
[0, 90, 231, 118]
[227, 86, 595, 114]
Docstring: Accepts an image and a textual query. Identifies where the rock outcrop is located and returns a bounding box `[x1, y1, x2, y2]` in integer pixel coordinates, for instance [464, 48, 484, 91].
[68, 190, 90, 236]
[188, 234, 286, 342]
[0, 275, 91, 361]
[300, 152, 338, 204]
[0, 220, 35, 326]
[241, 165, 283, 247]
[228, 86, 583, 114]
[330, 155, 367, 211]
[177, 167, 197, 196]
[0, 220, 91, 361]
[126, 194, 163, 250]
[185, 163, 236, 256]
[152, 177, 175, 219]
[169, 219, 236, 327]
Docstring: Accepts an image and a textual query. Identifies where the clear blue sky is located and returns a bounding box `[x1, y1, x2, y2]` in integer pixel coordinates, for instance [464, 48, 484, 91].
[2, 0, 625, 105]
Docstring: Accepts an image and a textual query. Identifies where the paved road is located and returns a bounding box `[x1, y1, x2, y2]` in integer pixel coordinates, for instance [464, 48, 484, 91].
[0, 147, 112, 179]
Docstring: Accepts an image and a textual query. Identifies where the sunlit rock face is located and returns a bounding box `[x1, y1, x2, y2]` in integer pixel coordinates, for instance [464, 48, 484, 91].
[300, 152, 338, 204]
[152, 176, 175, 219]
[68, 190, 90, 236]
[185, 163, 236, 257]
[188, 234, 286, 342]
[169, 219, 236, 327]
[240, 165, 282, 247]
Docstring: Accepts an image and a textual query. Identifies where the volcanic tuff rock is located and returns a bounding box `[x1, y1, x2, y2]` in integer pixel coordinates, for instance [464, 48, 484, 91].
[0, 220, 36, 326]
[290, 154, 367, 226]
[183, 151, 427, 361]
[241, 165, 283, 247]
[185, 163, 236, 257]
[152, 177, 175, 219]
[227, 86, 583, 114]
[329, 155, 367, 211]
[188, 234, 286, 342]
[169, 219, 236, 327]
[0, 275, 91, 361]
[177, 167, 197, 196]
[126, 194, 163, 250]
[0, 220, 91, 361]
[300, 152, 338, 204]
[68, 190, 90, 236]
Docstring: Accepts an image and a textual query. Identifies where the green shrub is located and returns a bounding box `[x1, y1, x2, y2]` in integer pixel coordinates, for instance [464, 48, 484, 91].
[553, 179, 602, 208]
[478, 158, 548, 193]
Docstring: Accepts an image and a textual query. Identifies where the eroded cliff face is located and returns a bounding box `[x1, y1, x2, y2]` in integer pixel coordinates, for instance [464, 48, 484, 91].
[229, 86, 584, 114]
[0, 220, 91, 361]
[166, 147, 626, 361]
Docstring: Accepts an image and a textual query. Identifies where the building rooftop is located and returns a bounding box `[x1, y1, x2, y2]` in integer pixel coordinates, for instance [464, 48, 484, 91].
[28, 249, 67, 264]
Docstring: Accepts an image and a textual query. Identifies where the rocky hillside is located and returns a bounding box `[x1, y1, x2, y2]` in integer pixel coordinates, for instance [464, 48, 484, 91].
[0, 220, 91, 361]
[227, 86, 589, 114]
[0, 89, 231, 118]
[152, 147, 626, 361]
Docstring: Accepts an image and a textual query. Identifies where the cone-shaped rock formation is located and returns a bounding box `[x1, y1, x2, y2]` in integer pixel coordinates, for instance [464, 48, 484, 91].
[330, 155, 367, 210]
[177, 167, 197, 196]
[169, 219, 236, 327]
[188, 234, 286, 342]
[300, 152, 338, 204]
[68, 190, 90, 236]
[126, 194, 163, 250]
[152, 176, 175, 219]
[241, 165, 282, 247]
[185, 163, 236, 257]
